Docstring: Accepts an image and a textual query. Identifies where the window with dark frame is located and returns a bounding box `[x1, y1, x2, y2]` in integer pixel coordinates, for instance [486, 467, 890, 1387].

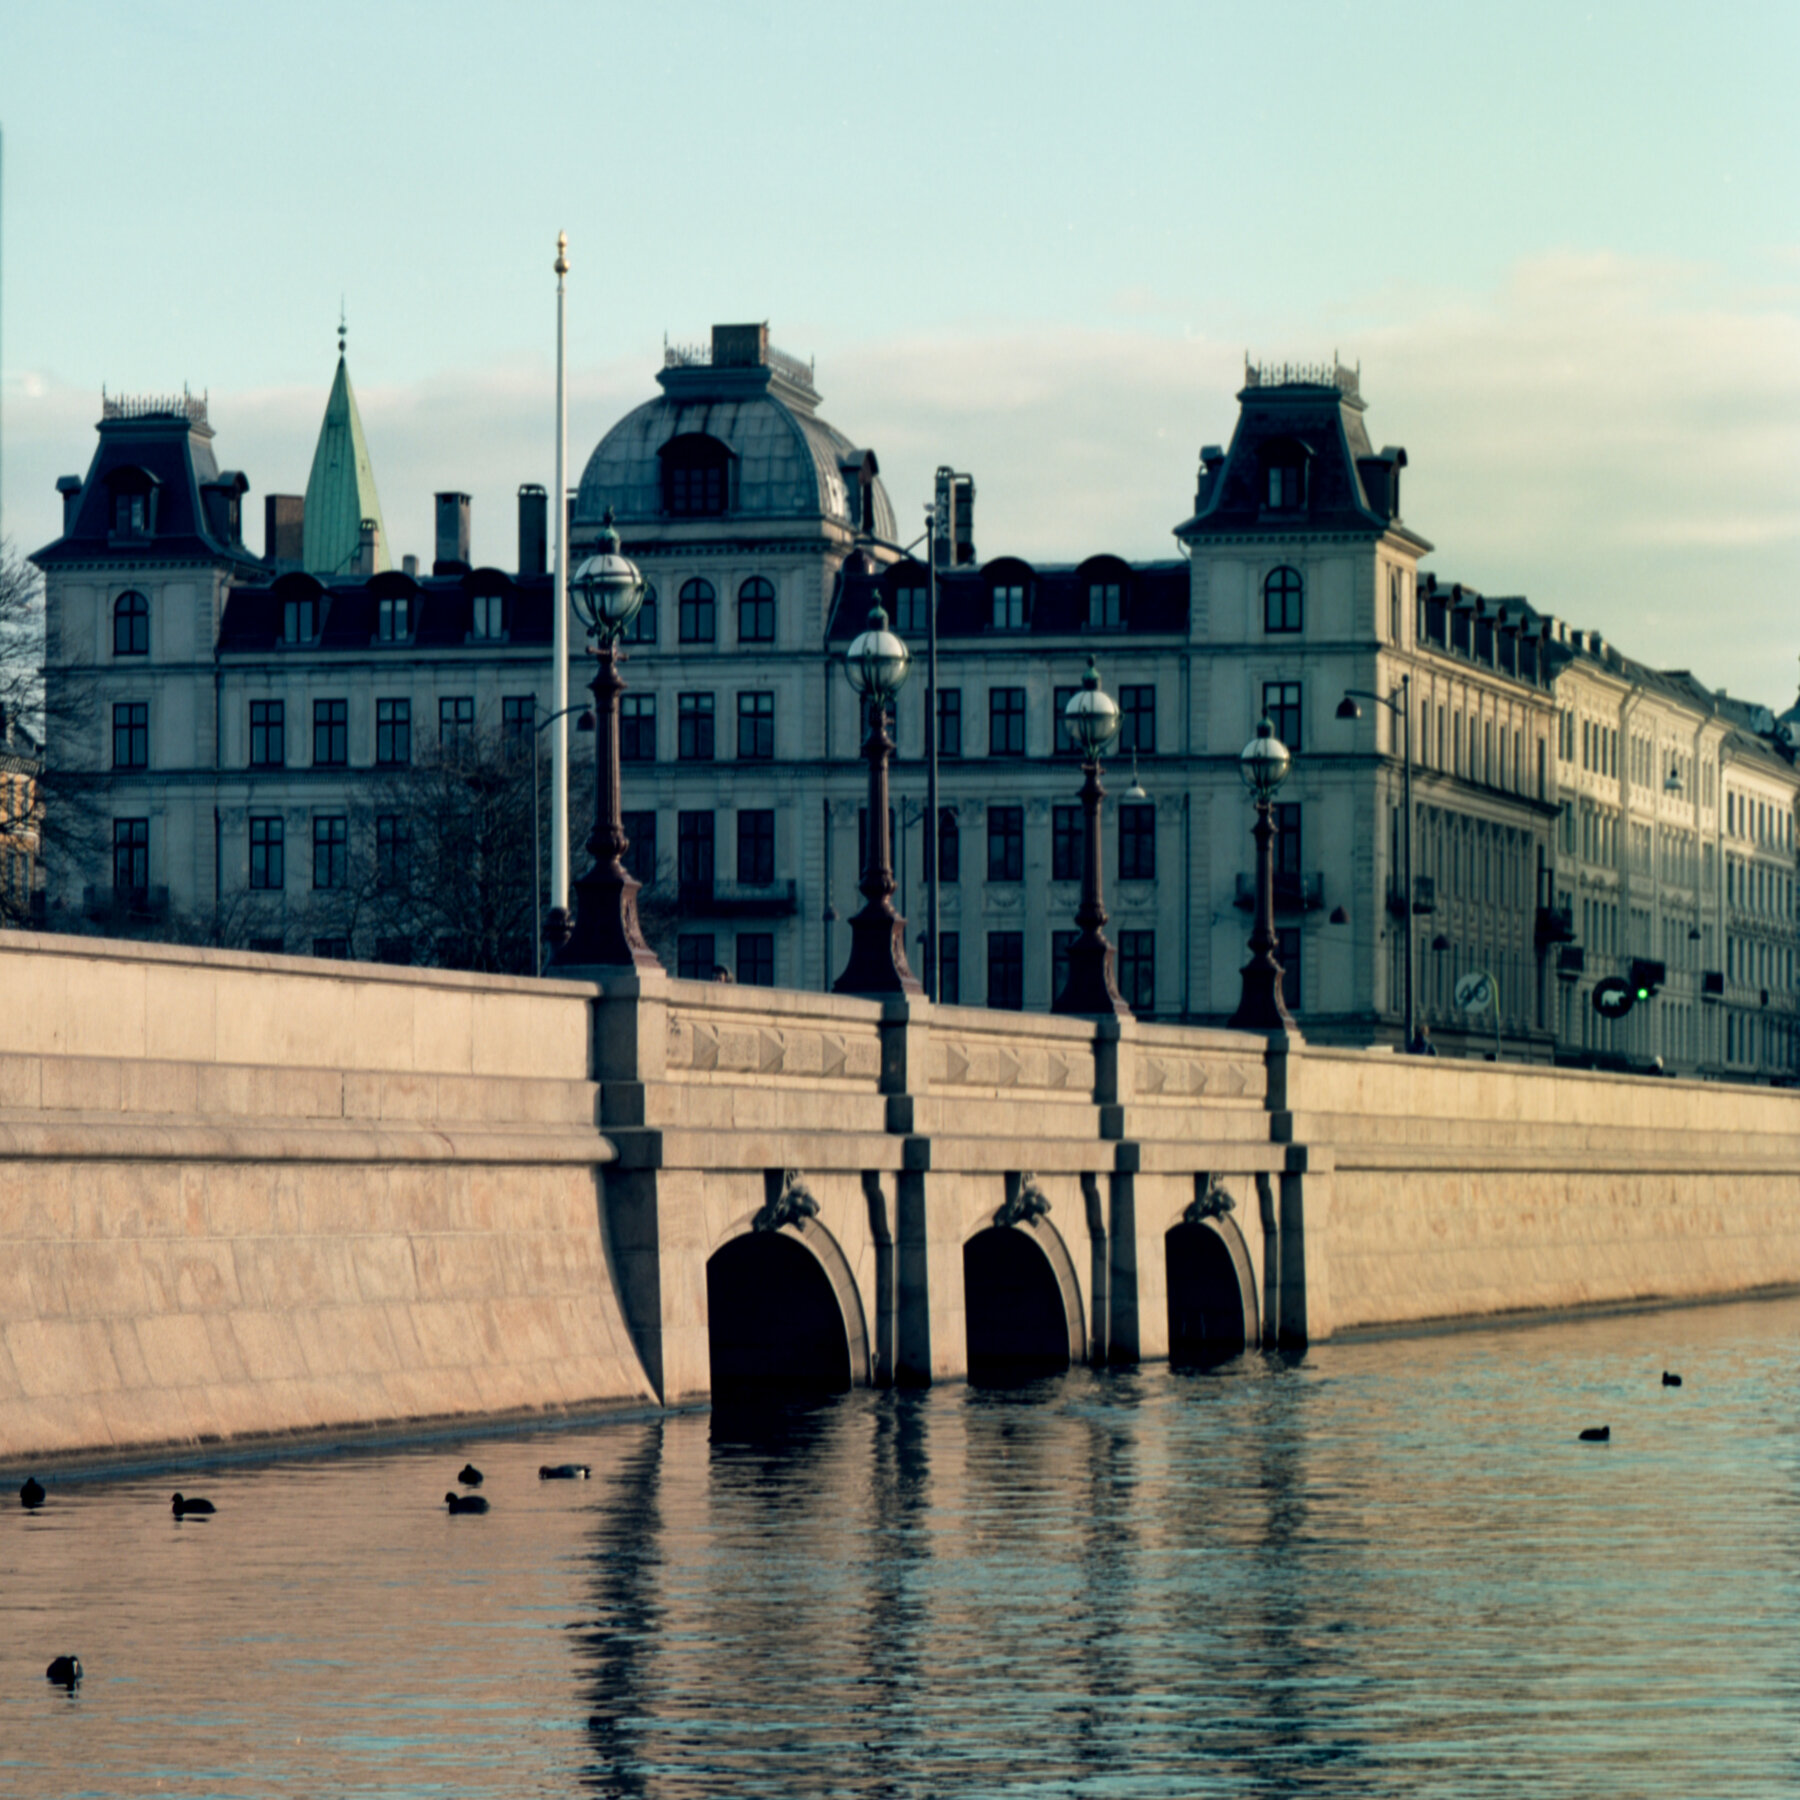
[1119, 803, 1156, 881]
[113, 591, 149, 656]
[678, 579, 716, 644]
[1267, 460, 1304, 510]
[622, 811, 657, 887]
[112, 702, 148, 771]
[249, 703, 286, 767]
[1052, 804, 1082, 881]
[113, 819, 149, 895]
[991, 584, 1026, 630]
[375, 815, 411, 889]
[378, 594, 411, 642]
[1051, 930, 1078, 1003]
[938, 809, 960, 883]
[1119, 685, 1156, 755]
[894, 584, 928, 636]
[1119, 930, 1155, 1013]
[987, 931, 1024, 1010]
[737, 692, 774, 760]
[1263, 566, 1303, 633]
[988, 805, 1024, 882]
[283, 594, 317, 644]
[938, 689, 962, 758]
[663, 438, 729, 516]
[1087, 582, 1123, 629]
[737, 577, 775, 645]
[313, 816, 347, 889]
[620, 694, 656, 762]
[988, 688, 1026, 756]
[1262, 681, 1301, 750]
[677, 934, 716, 980]
[470, 593, 503, 640]
[678, 811, 715, 892]
[737, 809, 775, 886]
[438, 696, 474, 757]
[678, 692, 715, 760]
[738, 933, 774, 988]
[1275, 926, 1301, 1010]
[249, 816, 284, 890]
[375, 699, 409, 767]
[624, 584, 657, 645]
[1274, 802, 1302, 877]
[938, 932, 961, 1005]
[1053, 686, 1079, 756]
[313, 699, 348, 767]
[501, 696, 534, 760]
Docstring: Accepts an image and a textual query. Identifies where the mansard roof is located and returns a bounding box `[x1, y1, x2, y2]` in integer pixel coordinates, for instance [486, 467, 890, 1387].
[827, 555, 1189, 644]
[217, 565, 552, 654]
[302, 354, 390, 577]
[1176, 361, 1431, 550]
[31, 394, 261, 571]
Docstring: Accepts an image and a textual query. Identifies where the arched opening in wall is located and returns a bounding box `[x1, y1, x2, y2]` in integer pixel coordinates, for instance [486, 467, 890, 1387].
[963, 1227, 1071, 1384]
[1165, 1223, 1250, 1366]
[706, 1232, 852, 1396]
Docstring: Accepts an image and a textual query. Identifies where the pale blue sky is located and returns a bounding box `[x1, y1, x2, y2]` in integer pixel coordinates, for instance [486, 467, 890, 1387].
[3, 0, 1796, 699]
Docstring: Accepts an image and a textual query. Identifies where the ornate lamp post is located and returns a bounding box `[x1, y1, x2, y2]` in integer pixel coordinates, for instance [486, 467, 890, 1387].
[1229, 716, 1296, 1031]
[1054, 656, 1129, 1016]
[551, 509, 663, 973]
[833, 594, 922, 996]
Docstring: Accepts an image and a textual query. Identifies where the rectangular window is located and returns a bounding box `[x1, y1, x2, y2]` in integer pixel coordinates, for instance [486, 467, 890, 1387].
[737, 692, 774, 760]
[112, 701, 148, 770]
[1262, 681, 1301, 752]
[988, 805, 1024, 882]
[620, 694, 656, 762]
[375, 698, 410, 767]
[312, 937, 350, 961]
[1052, 805, 1083, 881]
[1119, 685, 1156, 755]
[502, 696, 535, 760]
[1276, 925, 1301, 1011]
[624, 583, 657, 645]
[678, 811, 715, 891]
[375, 938, 412, 966]
[1274, 802, 1302, 877]
[1119, 803, 1156, 881]
[678, 692, 715, 761]
[938, 931, 961, 1006]
[1088, 582, 1122, 629]
[375, 815, 411, 889]
[992, 584, 1026, 630]
[1119, 929, 1155, 1013]
[677, 933, 716, 980]
[313, 699, 348, 767]
[988, 688, 1026, 756]
[987, 931, 1024, 1010]
[938, 689, 962, 758]
[250, 699, 285, 769]
[895, 585, 928, 636]
[1052, 686, 1079, 756]
[379, 594, 412, 642]
[737, 809, 775, 886]
[438, 696, 474, 757]
[1051, 929, 1078, 1004]
[470, 593, 503, 641]
[937, 808, 960, 883]
[622, 810, 658, 888]
[113, 819, 149, 894]
[313, 815, 347, 889]
[738, 932, 774, 988]
[249, 816, 284, 890]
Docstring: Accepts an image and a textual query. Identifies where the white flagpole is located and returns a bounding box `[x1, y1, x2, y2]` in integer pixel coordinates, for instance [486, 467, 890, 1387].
[551, 230, 570, 922]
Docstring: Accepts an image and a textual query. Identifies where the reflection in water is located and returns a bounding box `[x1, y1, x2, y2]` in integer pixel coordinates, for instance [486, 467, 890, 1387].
[3, 1295, 1799, 1797]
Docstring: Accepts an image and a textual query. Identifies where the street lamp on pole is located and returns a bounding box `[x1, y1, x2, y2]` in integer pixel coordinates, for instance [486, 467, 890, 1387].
[1336, 673, 1417, 1049]
[1053, 656, 1129, 1016]
[551, 509, 662, 973]
[833, 589, 922, 996]
[1229, 716, 1296, 1032]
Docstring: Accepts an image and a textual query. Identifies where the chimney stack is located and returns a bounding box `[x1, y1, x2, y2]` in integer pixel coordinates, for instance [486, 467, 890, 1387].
[518, 483, 548, 577]
[402, 553, 418, 578]
[434, 492, 472, 575]
[264, 495, 304, 570]
[56, 476, 83, 536]
[357, 518, 380, 578]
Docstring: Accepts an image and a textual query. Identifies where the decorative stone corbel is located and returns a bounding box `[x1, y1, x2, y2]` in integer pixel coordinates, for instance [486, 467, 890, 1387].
[996, 1170, 1050, 1229]
[1183, 1173, 1235, 1225]
[754, 1168, 819, 1233]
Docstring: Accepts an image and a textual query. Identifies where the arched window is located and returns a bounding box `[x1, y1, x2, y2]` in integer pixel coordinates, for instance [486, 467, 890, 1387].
[984, 559, 1035, 631]
[1077, 556, 1131, 631]
[679, 578, 716, 644]
[738, 576, 775, 645]
[113, 590, 149, 657]
[661, 434, 731, 516]
[1263, 566, 1303, 633]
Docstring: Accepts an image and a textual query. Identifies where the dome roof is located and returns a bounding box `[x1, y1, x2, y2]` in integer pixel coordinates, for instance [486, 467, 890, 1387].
[573, 326, 895, 541]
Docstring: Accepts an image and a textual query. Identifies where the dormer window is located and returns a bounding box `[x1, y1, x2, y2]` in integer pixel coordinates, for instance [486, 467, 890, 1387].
[661, 433, 731, 516]
[471, 593, 503, 639]
[283, 595, 317, 644]
[379, 595, 412, 642]
[992, 584, 1026, 630]
[115, 492, 149, 535]
[1088, 583, 1122, 629]
[1261, 438, 1311, 512]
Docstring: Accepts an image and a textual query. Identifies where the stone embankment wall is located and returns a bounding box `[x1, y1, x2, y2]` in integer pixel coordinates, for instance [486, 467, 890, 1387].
[0, 932, 651, 1463]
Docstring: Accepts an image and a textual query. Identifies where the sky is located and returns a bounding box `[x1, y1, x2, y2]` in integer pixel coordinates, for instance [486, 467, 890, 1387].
[1, 0, 1796, 704]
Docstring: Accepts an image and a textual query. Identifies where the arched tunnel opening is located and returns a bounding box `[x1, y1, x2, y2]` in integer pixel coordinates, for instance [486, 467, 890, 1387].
[1166, 1222, 1249, 1366]
[707, 1231, 852, 1396]
[963, 1227, 1071, 1384]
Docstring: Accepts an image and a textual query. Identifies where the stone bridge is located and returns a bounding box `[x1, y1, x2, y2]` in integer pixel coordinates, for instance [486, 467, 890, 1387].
[2, 931, 1798, 1459]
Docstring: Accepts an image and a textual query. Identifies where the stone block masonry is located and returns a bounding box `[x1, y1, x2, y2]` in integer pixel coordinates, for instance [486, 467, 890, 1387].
[2, 929, 1798, 1462]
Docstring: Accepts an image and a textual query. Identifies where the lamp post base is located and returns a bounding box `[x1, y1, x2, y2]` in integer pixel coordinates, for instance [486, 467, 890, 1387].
[1228, 958, 1295, 1032]
[833, 906, 923, 998]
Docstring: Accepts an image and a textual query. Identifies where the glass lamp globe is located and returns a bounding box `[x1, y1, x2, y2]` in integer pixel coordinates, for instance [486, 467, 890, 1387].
[1064, 656, 1121, 757]
[1239, 716, 1292, 801]
[844, 603, 911, 703]
[569, 507, 644, 642]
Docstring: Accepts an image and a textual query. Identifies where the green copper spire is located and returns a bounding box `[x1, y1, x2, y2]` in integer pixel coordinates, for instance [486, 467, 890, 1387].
[302, 329, 389, 577]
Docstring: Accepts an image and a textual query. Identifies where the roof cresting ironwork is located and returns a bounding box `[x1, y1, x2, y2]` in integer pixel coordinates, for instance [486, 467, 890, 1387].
[100, 385, 210, 426]
[1243, 355, 1361, 398]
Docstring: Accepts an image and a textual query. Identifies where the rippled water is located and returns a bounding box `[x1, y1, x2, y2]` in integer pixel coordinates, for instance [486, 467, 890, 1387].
[4, 1295, 1798, 1798]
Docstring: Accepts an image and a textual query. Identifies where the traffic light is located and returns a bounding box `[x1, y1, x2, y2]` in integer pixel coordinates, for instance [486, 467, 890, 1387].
[1629, 958, 1667, 1002]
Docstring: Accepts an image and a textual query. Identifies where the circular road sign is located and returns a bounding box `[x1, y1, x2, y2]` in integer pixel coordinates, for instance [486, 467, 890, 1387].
[1453, 970, 1495, 1015]
[1592, 976, 1636, 1020]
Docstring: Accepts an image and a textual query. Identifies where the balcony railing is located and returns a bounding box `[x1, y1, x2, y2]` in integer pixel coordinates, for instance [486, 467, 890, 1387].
[1234, 870, 1324, 913]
